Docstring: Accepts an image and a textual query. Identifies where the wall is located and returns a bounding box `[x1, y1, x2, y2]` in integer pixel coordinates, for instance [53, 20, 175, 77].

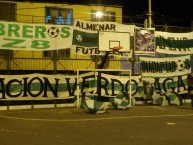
[15, 2, 122, 59]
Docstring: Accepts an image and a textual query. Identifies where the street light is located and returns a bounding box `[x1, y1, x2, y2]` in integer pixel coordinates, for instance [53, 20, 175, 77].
[95, 11, 103, 18]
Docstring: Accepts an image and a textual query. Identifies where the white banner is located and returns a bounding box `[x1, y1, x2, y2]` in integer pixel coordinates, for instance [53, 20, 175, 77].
[156, 31, 193, 54]
[140, 55, 191, 77]
[0, 73, 188, 101]
[0, 21, 73, 51]
[73, 19, 134, 56]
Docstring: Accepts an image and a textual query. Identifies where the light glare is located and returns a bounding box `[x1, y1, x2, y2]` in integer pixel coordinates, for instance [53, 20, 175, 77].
[95, 11, 103, 18]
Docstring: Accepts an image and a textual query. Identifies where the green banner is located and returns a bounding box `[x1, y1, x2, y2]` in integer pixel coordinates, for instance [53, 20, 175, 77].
[72, 29, 98, 47]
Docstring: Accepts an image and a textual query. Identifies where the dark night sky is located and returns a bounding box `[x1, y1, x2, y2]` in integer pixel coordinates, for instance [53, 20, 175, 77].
[14, 0, 193, 27]
[72, 0, 193, 27]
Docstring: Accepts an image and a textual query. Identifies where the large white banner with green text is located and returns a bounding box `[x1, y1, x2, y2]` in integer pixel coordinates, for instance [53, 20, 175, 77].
[0, 73, 188, 100]
[156, 31, 193, 54]
[140, 55, 191, 77]
[0, 21, 73, 51]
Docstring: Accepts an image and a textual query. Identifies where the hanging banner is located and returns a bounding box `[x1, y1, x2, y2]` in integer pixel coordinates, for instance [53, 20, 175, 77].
[0, 21, 73, 51]
[0, 74, 76, 100]
[156, 31, 193, 54]
[140, 55, 191, 77]
[134, 27, 155, 55]
[0, 73, 188, 101]
[72, 19, 134, 57]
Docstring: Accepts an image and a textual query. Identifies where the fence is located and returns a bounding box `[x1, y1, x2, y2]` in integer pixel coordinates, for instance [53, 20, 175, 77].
[0, 57, 135, 75]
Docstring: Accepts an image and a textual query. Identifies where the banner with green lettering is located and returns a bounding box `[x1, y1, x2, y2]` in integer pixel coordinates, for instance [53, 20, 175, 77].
[0, 21, 73, 51]
[140, 55, 191, 77]
[72, 19, 134, 57]
[156, 31, 193, 54]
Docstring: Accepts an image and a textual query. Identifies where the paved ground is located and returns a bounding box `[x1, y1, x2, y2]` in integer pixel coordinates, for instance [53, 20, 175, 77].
[0, 104, 193, 145]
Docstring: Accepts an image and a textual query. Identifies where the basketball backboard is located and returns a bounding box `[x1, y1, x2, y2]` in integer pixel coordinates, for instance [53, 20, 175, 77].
[98, 31, 130, 52]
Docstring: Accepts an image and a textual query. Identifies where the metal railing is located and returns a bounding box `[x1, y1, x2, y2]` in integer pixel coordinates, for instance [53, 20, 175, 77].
[0, 57, 134, 75]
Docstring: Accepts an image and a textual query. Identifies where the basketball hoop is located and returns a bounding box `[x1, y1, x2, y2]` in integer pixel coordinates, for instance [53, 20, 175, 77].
[110, 46, 123, 52]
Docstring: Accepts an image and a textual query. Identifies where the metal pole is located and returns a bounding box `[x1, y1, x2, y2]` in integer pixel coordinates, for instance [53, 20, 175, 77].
[53, 50, 58, 74]
[148, 0, 152, 28]
[6, 50, 11, 75]
[76, 70, 80, 109]
[144, 19, 148, 28]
